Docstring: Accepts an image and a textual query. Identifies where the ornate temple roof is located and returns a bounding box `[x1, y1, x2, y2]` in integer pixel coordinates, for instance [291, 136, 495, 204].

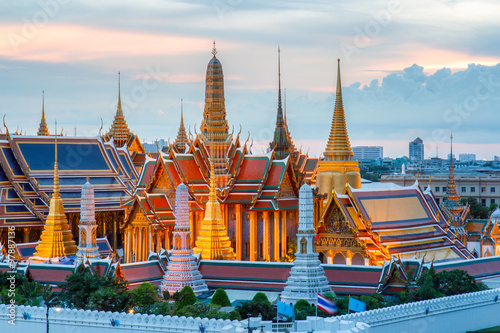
[323, 59, 354, 162]
[320, 181, 472, 264]
[0, 134, 138, 229]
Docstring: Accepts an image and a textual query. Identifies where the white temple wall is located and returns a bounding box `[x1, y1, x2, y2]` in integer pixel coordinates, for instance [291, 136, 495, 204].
[337, 288, 500, 333]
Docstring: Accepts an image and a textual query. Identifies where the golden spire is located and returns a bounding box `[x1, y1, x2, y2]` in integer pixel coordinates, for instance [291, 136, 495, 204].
[193, 137, 235, 260]
[33, 122, 77, 259]
[443, 132, 462, 214]
[173, 99, 188, 153]
[106, 72, 130, 147]
[37, 91, 50, 136]
[323, 59, 354, 161]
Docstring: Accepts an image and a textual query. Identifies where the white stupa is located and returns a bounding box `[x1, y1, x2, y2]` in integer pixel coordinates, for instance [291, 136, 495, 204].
[76, 180, 100, 262]
[280, 183, 331, 305]
[161, 183, 208, 296]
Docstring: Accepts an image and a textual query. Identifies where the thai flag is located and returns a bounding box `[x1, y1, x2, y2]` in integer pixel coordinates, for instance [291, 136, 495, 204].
[317, 293, 337, 315]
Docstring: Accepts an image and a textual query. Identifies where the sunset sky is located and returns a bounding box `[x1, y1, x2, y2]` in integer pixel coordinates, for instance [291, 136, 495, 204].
[1, 0, 499, 159]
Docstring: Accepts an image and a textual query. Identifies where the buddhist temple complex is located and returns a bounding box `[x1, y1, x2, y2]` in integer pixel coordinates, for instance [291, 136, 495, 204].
[0, 44, 497, 276]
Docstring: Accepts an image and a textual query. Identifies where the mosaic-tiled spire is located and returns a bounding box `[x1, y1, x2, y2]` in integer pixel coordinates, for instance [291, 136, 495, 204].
[323, 59, 354, 162]
[193, 143, 235, 260]
[34, 127, 77, 259]
[270, 47, 294, 160]
[200, 41, 229, 144]
[161, 183, 208, 295]
[108, 72, 130, 147]
[281, 183, 330, 305]
[37, 91, 49, 136]
[76, 179, 99, 261]
[173, 99, 188, 153]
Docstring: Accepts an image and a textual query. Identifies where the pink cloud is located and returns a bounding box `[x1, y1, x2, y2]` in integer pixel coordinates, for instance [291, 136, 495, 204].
[0, 24, 211, 63]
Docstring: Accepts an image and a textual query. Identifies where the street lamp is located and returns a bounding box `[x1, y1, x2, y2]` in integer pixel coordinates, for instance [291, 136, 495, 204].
[42, 285, 59, 333]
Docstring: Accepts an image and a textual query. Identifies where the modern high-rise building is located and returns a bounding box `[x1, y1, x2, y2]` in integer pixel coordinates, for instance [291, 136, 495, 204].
[409, 137, 424, 162]
[353, 146, 383, 160]
[459, 153, 476, 162]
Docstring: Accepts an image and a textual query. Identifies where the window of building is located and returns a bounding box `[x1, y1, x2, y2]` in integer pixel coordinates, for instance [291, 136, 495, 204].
[443, 187, 447, 192]
[481, 198, 486, 207]
[491, 199, 496, 205]
[492, 187, 496, 193]
[471, 187, 476, 193]
[435, 187, 440, 192]
[436, 198, 440, 204]
[461, 187, 466, 193]
[482, 187, 486, 193]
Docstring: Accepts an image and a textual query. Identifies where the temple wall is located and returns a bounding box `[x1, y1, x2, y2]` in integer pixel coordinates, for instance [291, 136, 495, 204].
[0, 304, 367, 333]
[337, 288, 500, 333]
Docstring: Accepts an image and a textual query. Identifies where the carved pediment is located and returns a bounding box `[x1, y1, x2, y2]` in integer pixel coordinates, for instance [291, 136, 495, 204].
[277, 171, 295, 198]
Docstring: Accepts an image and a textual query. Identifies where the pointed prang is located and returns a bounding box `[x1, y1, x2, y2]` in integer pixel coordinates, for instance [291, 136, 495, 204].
[174, 99, 188, 152]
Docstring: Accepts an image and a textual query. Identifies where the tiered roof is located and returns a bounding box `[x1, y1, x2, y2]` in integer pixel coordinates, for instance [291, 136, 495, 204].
[0, 134, 138, 229]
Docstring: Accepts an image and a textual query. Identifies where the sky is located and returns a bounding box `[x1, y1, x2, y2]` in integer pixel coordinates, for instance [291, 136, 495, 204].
[0, 0, 499, 159]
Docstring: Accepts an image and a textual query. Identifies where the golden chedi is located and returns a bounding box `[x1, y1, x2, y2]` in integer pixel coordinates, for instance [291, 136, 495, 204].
[193, 144, 236, 260]
[316, 59, 361, 195]
[33, 132, 77, 259]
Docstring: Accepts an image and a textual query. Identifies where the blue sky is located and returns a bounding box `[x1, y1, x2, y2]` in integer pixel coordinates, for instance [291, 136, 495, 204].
[0, 0, 499, 159]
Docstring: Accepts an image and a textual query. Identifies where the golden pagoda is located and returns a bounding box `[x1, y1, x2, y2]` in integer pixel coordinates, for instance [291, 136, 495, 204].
[106, 72, 131, 147]
[316, 59, 361, 195]
[33, 129, 77, 259]
[193, 143, 236, 260]
[173, 99, 189, 153]
[37, 91, 49, 136]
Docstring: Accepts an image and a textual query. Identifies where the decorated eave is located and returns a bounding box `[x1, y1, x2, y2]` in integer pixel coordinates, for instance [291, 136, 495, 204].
[0, 134, 138, 228]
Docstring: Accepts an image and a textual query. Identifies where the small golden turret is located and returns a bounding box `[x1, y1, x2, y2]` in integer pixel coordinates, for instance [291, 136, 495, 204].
[37, 91, 50, 136]
[173, 99, 189, 153]
[106, 72, 131, 147]
[33, 126, 77, 259]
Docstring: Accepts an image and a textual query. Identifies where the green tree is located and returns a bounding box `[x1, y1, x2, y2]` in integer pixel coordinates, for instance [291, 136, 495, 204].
[60, 263, 130, 311]
[89, 286, 132, 312]
[436, 270, 487, 296]
[174, 286, 197, 312]
[151, 301, 172, 316]
[131, 283, 159, 314]
[294, 299, 316, 320]
[236, 292, 274, 320]
[460, 197, 491, 219]
[211, 288, 231, 307]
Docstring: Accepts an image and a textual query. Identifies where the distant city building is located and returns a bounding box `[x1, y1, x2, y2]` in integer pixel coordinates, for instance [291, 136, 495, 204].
[381, 170, 500, 208]
[460, 153, 476, 162]
[447, 154, 456, 161]
[353, 146, 383, 160]
[409, 137, 424, 162]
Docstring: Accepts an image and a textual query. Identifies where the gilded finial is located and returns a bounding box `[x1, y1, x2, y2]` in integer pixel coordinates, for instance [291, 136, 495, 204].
[428, 173, 432, 186]
[53, 120, 60, 198]
[181, 99, 184, 124]
[117, 71, 122, 112]
[211, 40, 217, 57]
[336, 58, 342, 95]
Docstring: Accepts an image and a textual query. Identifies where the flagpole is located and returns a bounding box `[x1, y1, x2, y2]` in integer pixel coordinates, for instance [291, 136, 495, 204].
[276, 294, 279, 332]
[348, 296, 350, 315]
[315, 299, 318, 332]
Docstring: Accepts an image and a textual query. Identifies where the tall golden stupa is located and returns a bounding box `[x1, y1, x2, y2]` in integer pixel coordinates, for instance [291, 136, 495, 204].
[316, 59, 361, 195]
[33, 129, 77, 259]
